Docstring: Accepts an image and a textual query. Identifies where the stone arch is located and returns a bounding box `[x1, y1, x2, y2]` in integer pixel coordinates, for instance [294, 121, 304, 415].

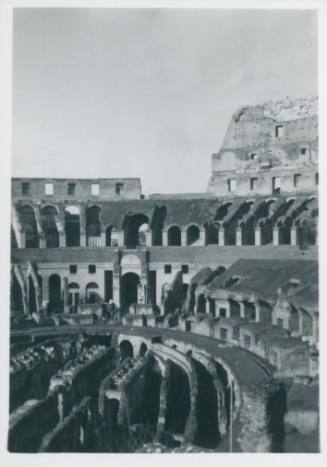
[86, 282, 100, 304]
[139, 342, 148, 358]
[119, 339, 134, 360]
[48, 274, 62, 313]
[197, 294, 206, 314]
[11, 273, 24, 314]
[121, 272, 140, 308]
[124, 213, 149, 248]
[68, 282, 80, 312]
[40, 205, 59, 247]
[86, 205, 101, 247]
[65, 205, 80, 247]
[186, 224, 201, 246]
[19, 205, 39, 248]
[164, 362, 191, 436]
[167, 225, 181, 246]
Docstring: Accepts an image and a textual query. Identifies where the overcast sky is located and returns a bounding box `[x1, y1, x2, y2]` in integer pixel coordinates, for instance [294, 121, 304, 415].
[12, 8, 317, 195]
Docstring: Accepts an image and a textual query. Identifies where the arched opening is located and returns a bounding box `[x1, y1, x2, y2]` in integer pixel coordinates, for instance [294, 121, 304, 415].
[65, 206, 80, 247]
[40, 206, 59, 247]
[165, 363, 191, 436]
[278, 221, 291, 245]
[124, 213, 149, 248]
[48, 274, 62, 313]
[186, 225, 200, 246]
[229, 299, 241, 318]
[197, 294, 206, 314]
[28, 276, 37, 314]
[193, 359, 219, 448]
[19, 205, 39, 248]
[86, 205, 101, 247]
[11, 273, 24, 314]
[152, 206, 167, 246]
[86, 282, 100, 304]
[208, 298, 216, 317]
[167, 226, 181, 246]
[205, 224, 218, 245]
[119, 340, 134, 360]
[121, 272, 140, 308]
[244, 301, 256, 320]
[139, 342, 148, 358]
[68, 282, 80, 313]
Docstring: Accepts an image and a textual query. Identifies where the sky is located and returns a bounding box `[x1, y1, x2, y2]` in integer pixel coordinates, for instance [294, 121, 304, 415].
[12, 8, 318, 195]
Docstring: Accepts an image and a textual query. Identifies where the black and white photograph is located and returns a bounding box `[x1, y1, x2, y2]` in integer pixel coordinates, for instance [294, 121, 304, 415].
[0, 0, 325, 461]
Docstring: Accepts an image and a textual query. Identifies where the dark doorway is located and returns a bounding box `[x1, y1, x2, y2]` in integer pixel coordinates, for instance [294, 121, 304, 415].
[167, 226, 181, 246]
[48, 274, 62, 313]
[65, 207, 80, 247]
[121, 272, 139, 308]
[104, 270, 113, 302]
[41, 206, 59, 247]
[28, 276, 37, 314]
[12, 274, 24, 314]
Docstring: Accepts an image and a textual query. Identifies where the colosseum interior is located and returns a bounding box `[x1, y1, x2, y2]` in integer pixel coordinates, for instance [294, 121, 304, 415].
[9, 95, 319, 453]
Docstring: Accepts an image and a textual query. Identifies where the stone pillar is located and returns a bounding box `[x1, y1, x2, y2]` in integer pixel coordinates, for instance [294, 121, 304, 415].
[254, 301, 261, 322]
[80, 231, 86, 247]
[181, 229, 187, 246]
[117, 230, 125, 247]
[20, 232, 26, 248]
[162, 230, 168, 246]
[218, 228, 225, 246]
[205, 298, 210, 314]
[291, 226, 298, 246]
[145, 230, 152, 247]
[255, 227, 262, 246]
[39, 237, 46, 248]
[273, 227, 279, 246]
[239, 301, 245, 318]
[236, 227, 242, 246]
[101, 232, 106, 247]
[199, 229, 206, 246]
[59, 232, 66, 247]
[113, 275, 120, 307]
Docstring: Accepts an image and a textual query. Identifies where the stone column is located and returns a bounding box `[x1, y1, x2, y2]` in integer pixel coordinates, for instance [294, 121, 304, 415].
[113, 275, 120, 307]
[117, 230, 125, 247]
[239, 301, 245, 318]
[101, 232, 106, 247]
[80, 231, 86, 247]
[20, 232, 26, 248]
[181, 229, 187, 246]
[205, 298, 210, 314]
[218, 227, 225, 246]
[199, 229, 206, 246]
[254, 301, 261, 322]
[162, 230, 168, 246]
[145, 230, 152, 247]
[39, 237, 46, 248]
[255, 227, 262, 246]
[273, 227, 279, 246]
[291, 226, 298, 246]
[236, 227, 242, 246]
[59, 232, 66, 247]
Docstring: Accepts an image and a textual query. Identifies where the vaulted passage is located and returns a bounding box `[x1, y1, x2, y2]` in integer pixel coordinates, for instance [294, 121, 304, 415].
[119, 340, 134, 360]
[86, 206, 101, 247]
[266, 383, 287, 452]
[167, 226, 181, 246]
[65, 206, 80, 247]
[40, 206, 59, 247]
[192, 359, 219, 448]
[11, 274, 24, 314]
[48, 274, 62, 313]
[121, 273, 140, 308]
[19, 206, 39, 248]
[165, 362, 191, 435]
[187, 225, 200, 245]
[124, 214, 149, 248]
